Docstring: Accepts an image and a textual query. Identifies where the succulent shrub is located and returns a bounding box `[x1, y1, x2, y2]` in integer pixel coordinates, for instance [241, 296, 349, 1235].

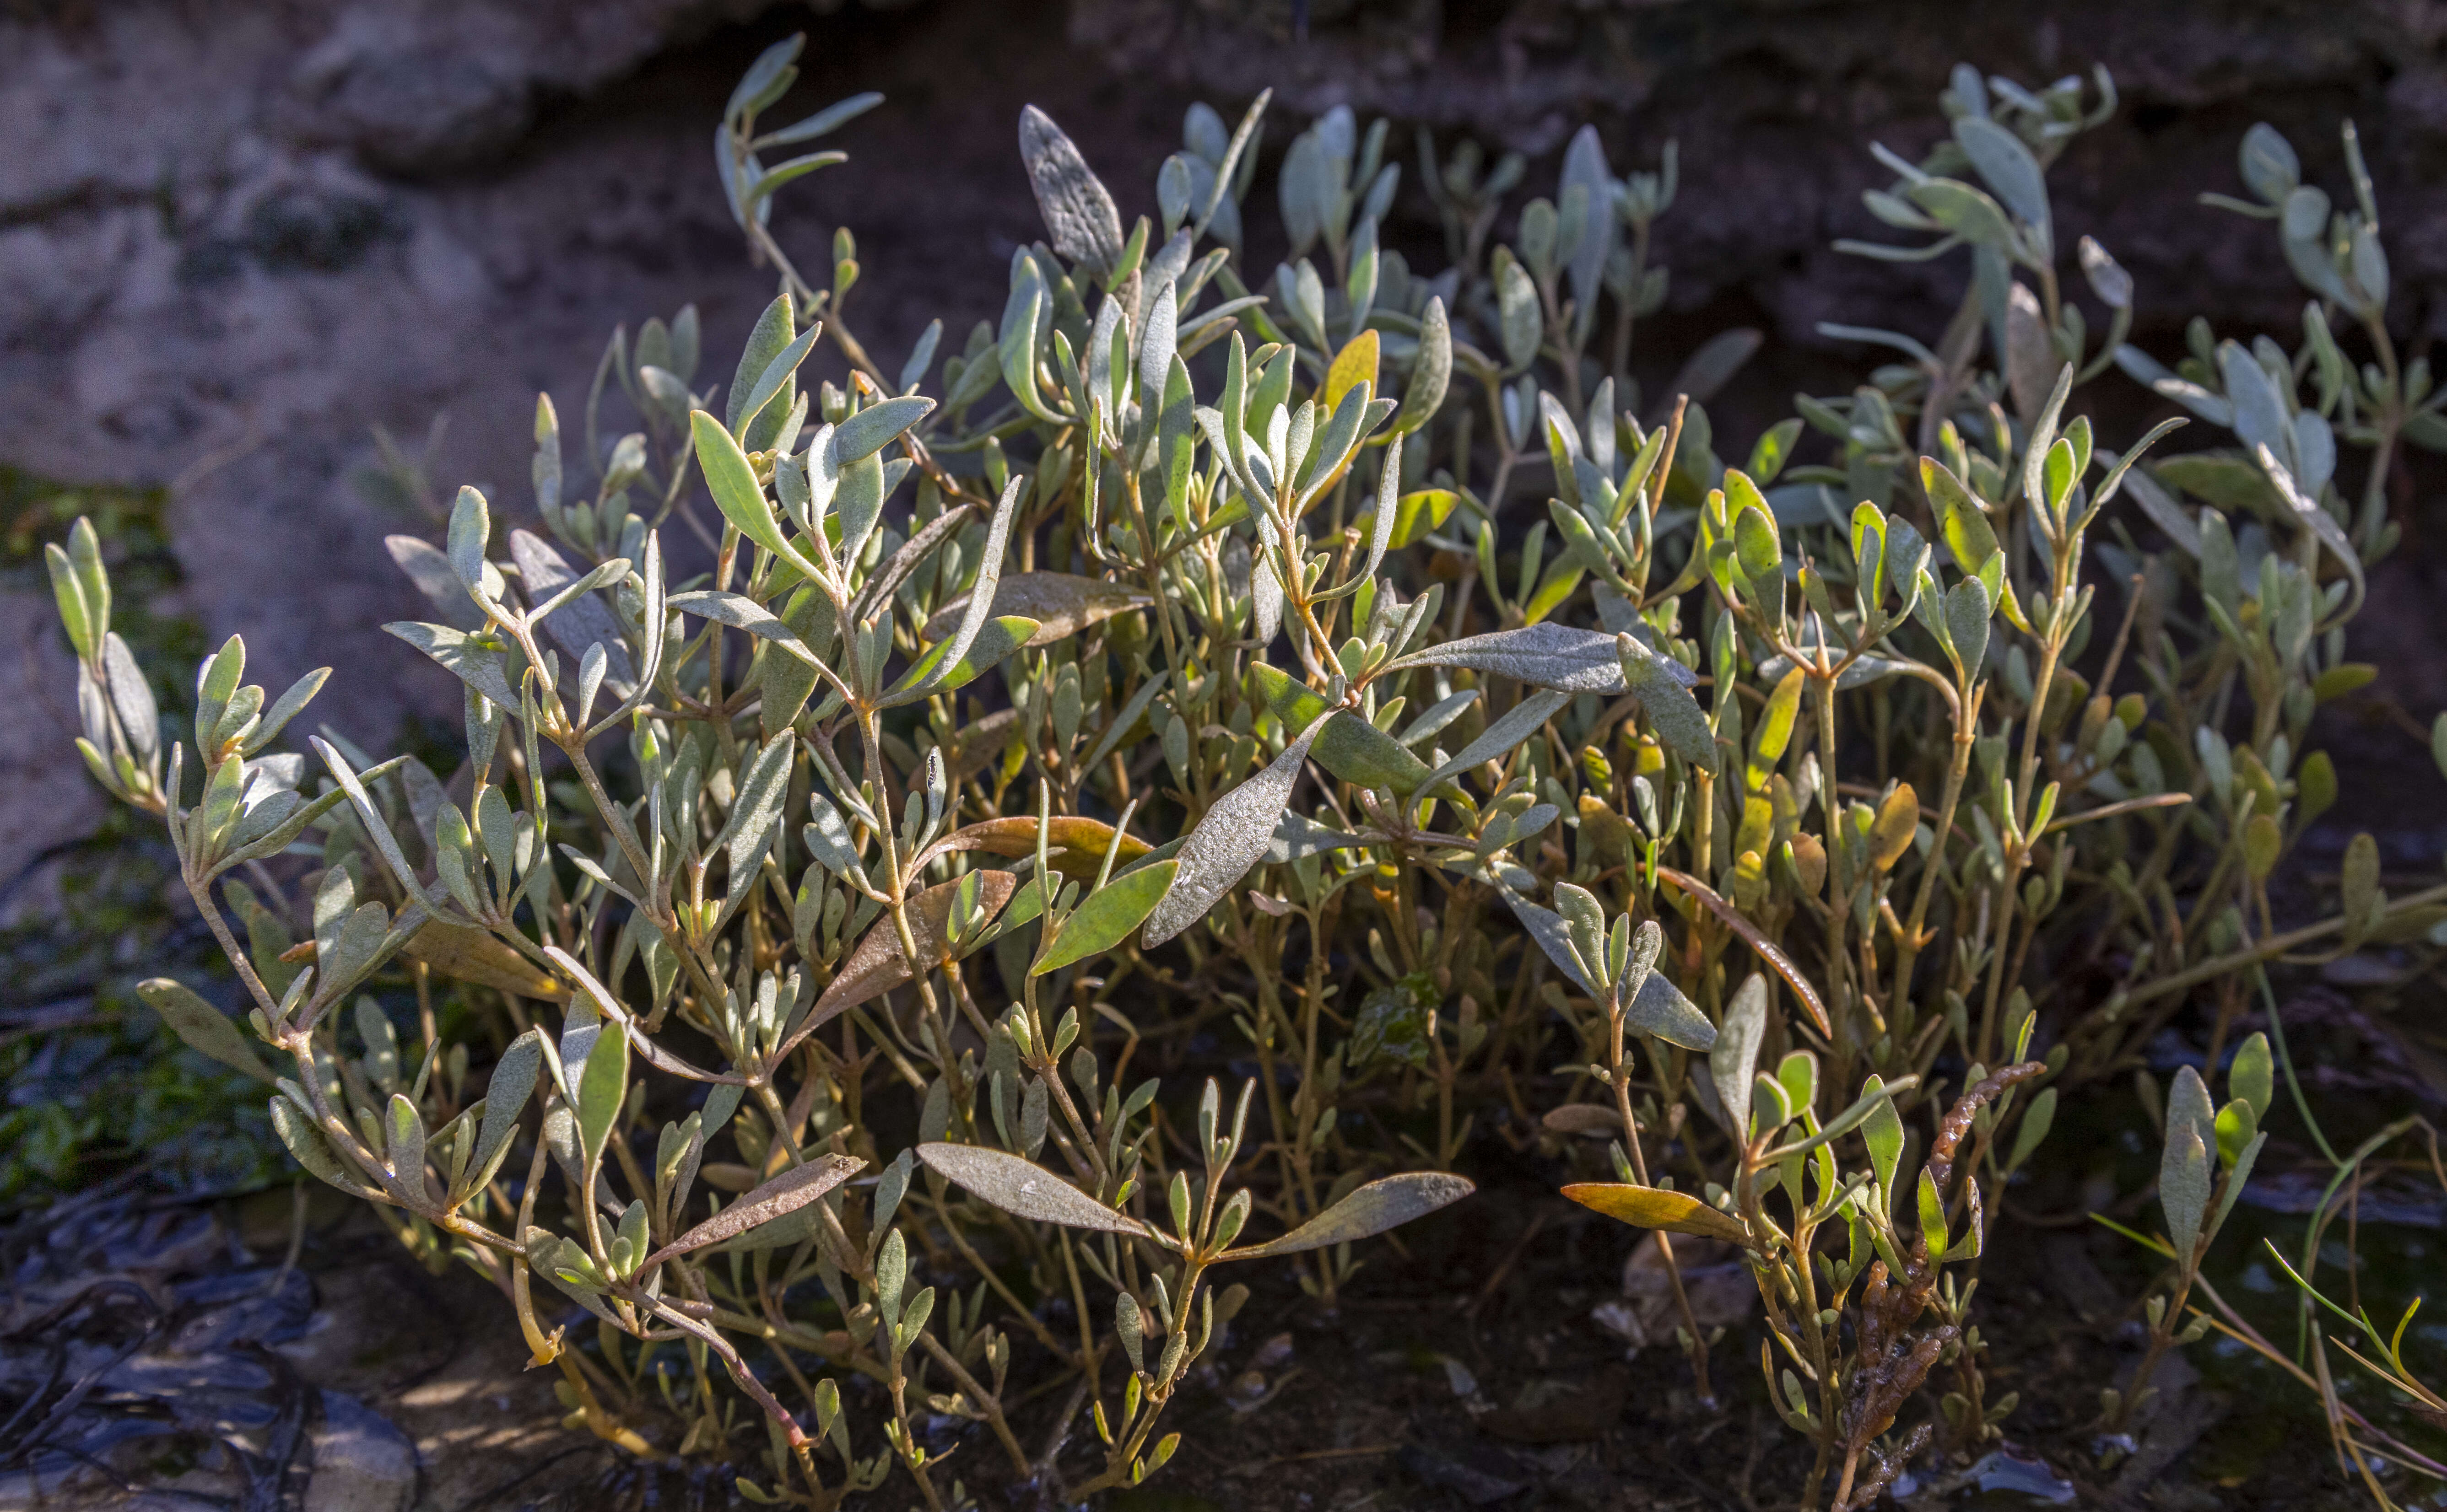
[56, 35, 2447, 1509]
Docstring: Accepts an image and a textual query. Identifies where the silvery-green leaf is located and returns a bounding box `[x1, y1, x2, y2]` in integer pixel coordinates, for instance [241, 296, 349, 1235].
[735, 318, 823, 442]
[1944, 579, 1992, 676]
[2161, 1114, 2212, 1260]
[454, 1028, 542, 1202]
[918, 1142, 1149, 1233]
[1498, 887, 1593, 995]
[1620, 636, 1716, 769]
[2229, 1033, 2274, 1120]
[2350, 222, 2388, 308]
[100, 633, 159, 766]
[2291, 411, 2335, 499]
[1770, 1075, 1918, 1162]
[998, 260, 1064, 424]
[1020, 105, 1124, 276]
[2253, 443, 2364, 617]
[1081, 669, 1169, 775]
[312, 737, 430, 909]
[724, 35, 799, 121]
[46, 536, 95, 660]
[1711, 976, 1769, 1134]
[1034, 861, 1175, 976]
[885, 615, 1035, 705]
[2239, 122, 2300, 203]
[2218, 341, 2294, 471]
[1625, 970, 1715, 1050]
[853, 501, 975, 622]
[1496, 259, 1539, 369]
[1391, 296, 1450, 438]
[691, 409, 821, 581]
[914, 476, 1024, 695]
[320, 901, 394, 1004]
[1422, 689, 1569, 793]
[1195, 88, 1269, 240]
[1953, 116, 2050, 241]
[1221, 1171, 1474, 1259]
[447, 486, 490, 593]
[577, 643, 608, 726]
[897, 318, 942, 395]
[831, 394, 934, 465]
[668, 591, 822, 667]
[1264, 812, 1366, 863]
[271, 1098, 374, 1196]
[762, 90, 883, 147]
[385, 1094, 428, 1199]
[1395, 621, 1691, 695]
[717, 735, 794, 896]
[803, 794, 859, 875]
[1668, 329, 1763, 407]
[918, 571, 1152, 650]
[245, 668, 333, 756]
[726, 295, 796, 435]
[138, 978, 275, 1083]
[2078, 235, 2132, 310]
[510, 530, 636, 689]
[1143, 713, 1330, 946]
[1398, 689, 1478, 748]
[1138, 278, 1178, 404]
[382, 622, 518, 711]
[2207, 1129, 2266, 1241]
[1243, 663, 1432, 793]
[225, 786, 318, 862]
[578, 1018, 629, 1166]
[2165, 1063, 2217, 1155]
[2111, 345, 2233, 427]
[1559, 126, 1615, 323]
[1252, 551, 1283, 648]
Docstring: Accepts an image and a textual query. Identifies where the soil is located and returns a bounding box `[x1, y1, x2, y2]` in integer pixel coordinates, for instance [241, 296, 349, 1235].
[5, 1074, 2436, 1511]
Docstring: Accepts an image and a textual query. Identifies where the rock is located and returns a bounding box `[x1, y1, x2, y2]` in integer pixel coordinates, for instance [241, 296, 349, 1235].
[1070, 0, 2447, 351]
[305, 1391, 418, 1512]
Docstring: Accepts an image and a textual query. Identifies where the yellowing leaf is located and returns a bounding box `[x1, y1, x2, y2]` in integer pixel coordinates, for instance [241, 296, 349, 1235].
[1323, 329, 1380, 414]
[917, 571, 1152, 649]
[924, 816, 1151, 879]
[1561, 1183, 1750, 1245]
[1869, 783, 1919, 872]
[400, 920, 571, 1001]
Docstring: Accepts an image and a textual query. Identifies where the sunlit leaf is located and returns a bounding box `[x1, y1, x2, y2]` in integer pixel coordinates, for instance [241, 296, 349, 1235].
[918, 1142, 1149, 1233]
[1562, 1183, 1750, 1245]
[1223, 1171, 1475, 1259]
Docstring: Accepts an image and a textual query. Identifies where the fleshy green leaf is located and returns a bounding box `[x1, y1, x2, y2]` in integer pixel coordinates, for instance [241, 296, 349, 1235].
[1034, 861, 1176, 976]
[578, 1019, 631, 1167]
[137, 978, 275, 1084]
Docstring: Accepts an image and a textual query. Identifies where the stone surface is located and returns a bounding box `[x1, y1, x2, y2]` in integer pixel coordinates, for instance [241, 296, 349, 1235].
[304, 1390, 418, 1512]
